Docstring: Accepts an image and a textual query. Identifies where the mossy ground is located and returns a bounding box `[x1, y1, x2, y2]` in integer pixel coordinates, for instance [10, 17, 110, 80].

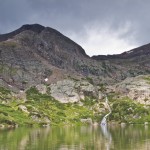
[108, 92, 150, 124]
[0, 87, 104, 127]
[143, 76, 150, 84]
[0, 86, 150, 127]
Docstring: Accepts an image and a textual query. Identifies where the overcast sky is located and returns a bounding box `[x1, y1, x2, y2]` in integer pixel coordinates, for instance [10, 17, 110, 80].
[0, 0, 150, 56]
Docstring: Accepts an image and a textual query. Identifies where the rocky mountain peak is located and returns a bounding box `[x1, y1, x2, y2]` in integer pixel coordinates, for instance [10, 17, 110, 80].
[0, 24, 45, 42]
[0, 24, 91, 91]
[19, 24, 45, 33]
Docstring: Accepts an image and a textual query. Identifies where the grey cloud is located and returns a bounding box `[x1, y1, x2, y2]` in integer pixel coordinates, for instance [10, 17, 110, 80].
[0, 0, 31, 32]
[0, 0, 150, 49]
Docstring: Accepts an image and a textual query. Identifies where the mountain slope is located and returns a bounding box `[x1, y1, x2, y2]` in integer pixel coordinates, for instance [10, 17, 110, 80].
[0, 24, 150, 92]
[92, 43, 150, 80]
[92, 43, 150, 60]
[0, 24, 150, 127]
[0, 24, 91, 90]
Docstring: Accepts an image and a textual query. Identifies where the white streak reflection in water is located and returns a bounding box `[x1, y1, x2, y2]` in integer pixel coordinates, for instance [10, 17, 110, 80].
[101, 123, 112, 150]
[100, 96, 112, 150]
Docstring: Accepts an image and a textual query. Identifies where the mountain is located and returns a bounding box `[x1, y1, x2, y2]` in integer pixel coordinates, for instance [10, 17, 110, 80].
[0, 24, 91, 91]
[92, 43, 150, 80]
[92, 43, 150, 60]
[0, 24, 150, 127]
[1, 24, 150, 92]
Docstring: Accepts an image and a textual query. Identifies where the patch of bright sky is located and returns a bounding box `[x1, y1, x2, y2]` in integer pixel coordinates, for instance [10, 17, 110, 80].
[67, 22, 137, 56]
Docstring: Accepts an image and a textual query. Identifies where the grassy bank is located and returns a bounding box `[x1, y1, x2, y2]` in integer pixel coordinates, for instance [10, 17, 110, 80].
[108, 92, 150, 124]
[0, 86, 150, 128]
[0, 87, 104, 127]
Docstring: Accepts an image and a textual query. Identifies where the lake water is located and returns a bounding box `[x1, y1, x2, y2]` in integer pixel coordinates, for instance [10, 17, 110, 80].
[0, 125, 150, 150]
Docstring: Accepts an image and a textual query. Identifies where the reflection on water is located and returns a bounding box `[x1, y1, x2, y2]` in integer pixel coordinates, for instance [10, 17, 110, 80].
[100, 95, 112, 150]
[101, 124, 112, 150]
[0, 125, 150, 150]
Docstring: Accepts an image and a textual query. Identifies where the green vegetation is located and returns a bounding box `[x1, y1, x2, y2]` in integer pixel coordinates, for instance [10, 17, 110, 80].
[25, 87, 103, 125]
[0, 41, 18, 48]
[0, 103, 33, 126]
[0, 87, 11, 95]
[97, 83, 106, 92]
[144, 76, 150, 81]
[0, 85, 150, 128]
[0, 86, 105, 127]
[108, 94, 150, 124]
[81, 97, 97, 106]
[143, 76, 150, 84]
[0, 64, 17, 75]
[86, 77, 94, 84]
[0, 87, 12, 102]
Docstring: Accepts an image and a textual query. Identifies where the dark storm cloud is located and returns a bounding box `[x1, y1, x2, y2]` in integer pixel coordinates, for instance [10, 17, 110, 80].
[0, 0, 150, 54]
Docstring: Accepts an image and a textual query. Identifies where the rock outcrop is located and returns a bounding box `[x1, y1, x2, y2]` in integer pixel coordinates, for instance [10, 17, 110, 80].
[49, 79, 100, 103]
[111, 75, 150, 104]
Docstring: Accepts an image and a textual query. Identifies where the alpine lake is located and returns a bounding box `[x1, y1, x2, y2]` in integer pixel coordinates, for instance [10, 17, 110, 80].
[0, 124, 150, 150]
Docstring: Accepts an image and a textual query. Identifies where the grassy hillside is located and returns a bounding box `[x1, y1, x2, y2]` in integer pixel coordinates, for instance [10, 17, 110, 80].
[0, 86, 150, 128]
[0, 87, 105, 127]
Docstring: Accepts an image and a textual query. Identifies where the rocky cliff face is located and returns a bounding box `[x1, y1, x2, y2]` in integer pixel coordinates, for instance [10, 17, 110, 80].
[49, 79, 102, 103]
[92, 44, 150, 80]
[0, 24, 90, 91]
[108, 75, 150, 105]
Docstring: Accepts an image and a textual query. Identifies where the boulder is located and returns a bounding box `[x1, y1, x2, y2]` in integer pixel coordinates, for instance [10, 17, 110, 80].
[36, 84, 47, 94]
[50, 79, 99, 103]
[80, 118, 92, 124]
[113, 75, 150, 105]
[18, 105, 29, 114]
[0, 124, 5, 128]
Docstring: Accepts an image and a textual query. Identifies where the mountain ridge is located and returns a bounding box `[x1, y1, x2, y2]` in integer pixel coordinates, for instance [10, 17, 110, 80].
[0, 24, 88, 57]
[92, 43, 150, 60]
[0, 24, 150, 91]
[1, 24, 150, 58]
